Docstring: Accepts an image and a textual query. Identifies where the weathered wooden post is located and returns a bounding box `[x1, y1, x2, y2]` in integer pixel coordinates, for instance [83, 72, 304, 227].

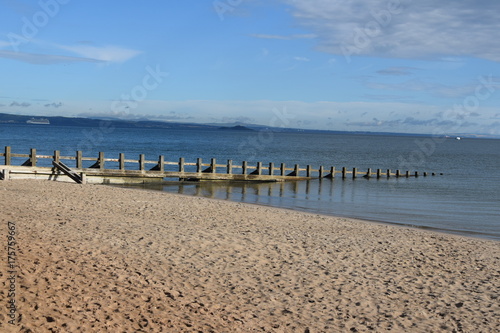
[366, 168, 371, 178]
[405, 170, 410, 178]
[242, 161, 248, 175]
[179, 157, 185, 173]
[256, 162, 262, 175]
[294, 164, 300, 177]
[119, 153, 125, 170]
[139, 154, 145, 171]
[269, 162, 274, 176]
[211, 158, 216, 173]
[227, 160, 232, 174]
[329, 166, 336, 178]
[76, 151, 83, 169]
[196, 158, 203, 173]
[352, 167, 357, 179]
[396, 170, 401, 177]
[387, 169, 391, 178]
[158, 155, 165, 172]
[414, 171, 419, 177]
[99, 152, 105, 169]
[2, 169, 10, 181]
[306, 165, 312, 178]
[342, 167, 347, 179]
[4, 146, 11, 165]
[318, 166, 324, 178]
[423, 172, 428, 177]
[53, 150, 60, 164]
[377, 169, 382, 178]
[280, 163, 286, 176]
[30, 148, 37, 166]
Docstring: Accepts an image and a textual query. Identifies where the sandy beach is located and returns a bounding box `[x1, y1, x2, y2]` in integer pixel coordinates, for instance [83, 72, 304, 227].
[0, 180, 498, 332]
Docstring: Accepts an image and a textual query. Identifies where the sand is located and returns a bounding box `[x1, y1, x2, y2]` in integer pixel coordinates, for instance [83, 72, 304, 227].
[0, 180, 498, 332]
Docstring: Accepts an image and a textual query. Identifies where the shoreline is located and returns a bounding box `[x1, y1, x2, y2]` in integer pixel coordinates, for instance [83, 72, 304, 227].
[119, 182, 500, 242]
[1, 180, 499, 332]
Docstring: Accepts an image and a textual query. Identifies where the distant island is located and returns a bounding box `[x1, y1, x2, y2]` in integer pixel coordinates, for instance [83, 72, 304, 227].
[218, 125, 255, 131]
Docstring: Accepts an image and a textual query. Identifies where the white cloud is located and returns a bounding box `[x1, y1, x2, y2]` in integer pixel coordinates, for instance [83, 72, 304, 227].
[282, 0, 500, 62]
[57, 44, 142, 63]
[0, 49, 103, 64]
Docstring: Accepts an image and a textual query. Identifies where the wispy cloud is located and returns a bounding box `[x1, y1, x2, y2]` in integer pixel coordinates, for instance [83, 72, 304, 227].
[250, 33, 316, 40]
[44, 102, 63, 108]
[0, 50, 103, 64]
[283, 0, 500, 62]
[377, 67, 417, 76]
[10, 101, 31, 107]
[56, 44, 142, 63]
[0, 39, 141, 65]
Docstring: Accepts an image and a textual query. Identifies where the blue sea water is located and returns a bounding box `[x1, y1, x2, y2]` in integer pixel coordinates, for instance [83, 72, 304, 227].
[1, 123, 499, 240]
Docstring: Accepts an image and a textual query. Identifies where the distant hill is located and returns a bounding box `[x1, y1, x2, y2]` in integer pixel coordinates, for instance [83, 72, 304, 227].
[1, 112, 498, 138]
[0, 113, 220, 130]
[218, 125, 255, 131]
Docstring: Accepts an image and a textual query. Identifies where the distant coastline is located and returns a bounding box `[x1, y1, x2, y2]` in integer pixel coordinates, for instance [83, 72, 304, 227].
[0, 112, 498, 139]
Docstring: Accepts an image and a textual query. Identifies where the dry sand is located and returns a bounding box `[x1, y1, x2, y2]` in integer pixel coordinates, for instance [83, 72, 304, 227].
[0, 180, 499, 332]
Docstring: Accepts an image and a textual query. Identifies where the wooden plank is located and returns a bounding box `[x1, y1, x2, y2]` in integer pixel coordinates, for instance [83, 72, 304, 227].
[52, 161, 83, 184]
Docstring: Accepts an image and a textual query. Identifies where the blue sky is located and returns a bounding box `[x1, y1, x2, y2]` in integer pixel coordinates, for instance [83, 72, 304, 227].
[1, 0, 499, 135]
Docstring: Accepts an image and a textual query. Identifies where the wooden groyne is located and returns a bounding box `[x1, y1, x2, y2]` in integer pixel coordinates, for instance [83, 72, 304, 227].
[0, 146, 439, 184]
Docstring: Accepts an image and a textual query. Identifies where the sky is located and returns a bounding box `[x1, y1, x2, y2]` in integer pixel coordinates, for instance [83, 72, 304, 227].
[1, 0, 500, 135]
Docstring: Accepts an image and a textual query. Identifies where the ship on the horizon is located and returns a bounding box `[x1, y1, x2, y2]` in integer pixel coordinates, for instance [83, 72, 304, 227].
[26, 118, 50, 125]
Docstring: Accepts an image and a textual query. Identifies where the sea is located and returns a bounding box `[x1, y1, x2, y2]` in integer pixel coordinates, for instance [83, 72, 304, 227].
[1, 123, 499, 241]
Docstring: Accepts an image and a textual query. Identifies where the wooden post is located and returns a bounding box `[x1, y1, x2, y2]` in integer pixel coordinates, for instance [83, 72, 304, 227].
[387, 169, 391, 178]
[396, 170, 401, 177]
[294, 164, 300, 177]
[2, 169, 10, 181]
[196, 158, 202, 173]
[227, 160, 232, 174]
[119, 153, 125, 170]
[366, 168, 371, 178]
[352, 167, 357, 179]
[99, 152, 105, 169]
[318, 166, 324, 178]
[377, 169, 382, 178]
[211, 158, 216, 173]
[280, 163, 286, 176]
[158, 155, 165, 172]
[423, 172, 428, 177]
[306, 165, 312, 177]
[330, 166, 336, 178]
[405, 170, 410, 178]
[4, 146, 11, 166]
[269, 162, 274, 176]
[256, 162, 262, 175]
[53, 150, 60, 164]
[242, 161, 248, 174]
[30, 148, 37, 166]
[342, 167, 346, 179]
[414, 171, 418, 177]
[76, 151, 83, 169]
[139, 154, 145, 171]
[179, 158, 185, 172]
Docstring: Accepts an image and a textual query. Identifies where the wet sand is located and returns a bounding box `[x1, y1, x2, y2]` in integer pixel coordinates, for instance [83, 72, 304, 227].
[0, 180, 499, 332]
